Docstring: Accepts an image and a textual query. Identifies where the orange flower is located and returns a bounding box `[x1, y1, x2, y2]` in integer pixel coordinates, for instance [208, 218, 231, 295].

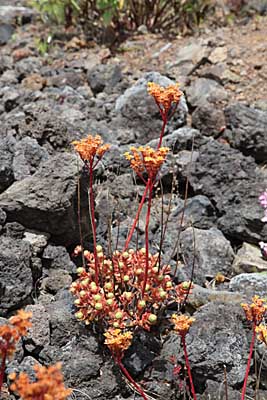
[172, 314, 195, 337]
[147, 82, 183, 114]
[124, 146, 169, 180]
[104, 328, 133, 356]
[0, 310, 32, 359]
[9, 363, 72, 400]
[9, 310, 32, 337]
[256, 324, 267, 345]
[72, 134, 110, 163]
[241, 296, 267, 325]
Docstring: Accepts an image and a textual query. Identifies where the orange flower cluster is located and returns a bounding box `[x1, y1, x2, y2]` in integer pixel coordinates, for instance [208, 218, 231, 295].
[147, 82, 183, 114]
[256, 324, 267, 345]
[104, 328, 133, 357]
[172, 314, 195, 337]
[124, 146, 169, 180]
[0, 310, 32, 359]
[72, 134, 110, 164]
[70, 246, 192, 332]
[9, 363, 72, 400]
[241, 296, 267, 325]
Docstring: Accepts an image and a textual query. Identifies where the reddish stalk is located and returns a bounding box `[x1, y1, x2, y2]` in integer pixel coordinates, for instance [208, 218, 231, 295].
[181, 334, 197, 400]
[0, 348, 7, 394]
[124, 183, 149, 251]
[157, 114, 167, 149]
[241, 322, 257, 400]
[116, 357, 148, 400]
[142, 180, 153, 297]
[88, 161, 99, 285]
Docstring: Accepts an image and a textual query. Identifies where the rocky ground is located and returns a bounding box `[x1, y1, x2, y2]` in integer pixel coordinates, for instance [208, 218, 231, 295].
[1, 1, 267, 399]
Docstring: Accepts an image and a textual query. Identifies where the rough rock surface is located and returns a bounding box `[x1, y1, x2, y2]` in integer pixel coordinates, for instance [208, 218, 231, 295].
[224, 103, 267, 161]
[0, 153, 84, 245]
[0, 236, 32, 316]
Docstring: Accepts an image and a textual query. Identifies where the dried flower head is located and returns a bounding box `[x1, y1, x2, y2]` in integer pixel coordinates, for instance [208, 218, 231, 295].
[72, 134, 110, 164]
[9, 362, 72, 400]
[172, 314, 195, 337]
[124, 146, 169, 180]
[0, 310, 32, 359]
[147, 82, 183, 115]
[104, 328, 133, 357]
[241, 296, 267, 325]
[256, 324, 267, 345]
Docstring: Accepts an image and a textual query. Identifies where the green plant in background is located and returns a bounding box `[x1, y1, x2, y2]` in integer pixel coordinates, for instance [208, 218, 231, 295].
[29, 0, 80, 27]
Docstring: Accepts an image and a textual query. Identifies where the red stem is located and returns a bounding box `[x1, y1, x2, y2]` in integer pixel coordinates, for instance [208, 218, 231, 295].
[142, 180, 153, 297]
[0, 347, 7, 394]
[181, 334, 197, 400]
[157, 114, 167, 149]
[116, 356, 148, 400]
[241, 322, 256, 400]
[124, 183, 149, 251]
[88, 161, 99, 285]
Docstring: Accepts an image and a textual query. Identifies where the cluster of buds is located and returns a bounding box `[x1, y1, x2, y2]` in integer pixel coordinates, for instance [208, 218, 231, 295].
[124, 146, 169, 182]
[9, 363, 72, 400]
[72, 134, 110, 166]
[0, 310, 32, 360]
[147, 82, 183, 117]
[241, 296, 267, 325]
[70, 246, 192, 335]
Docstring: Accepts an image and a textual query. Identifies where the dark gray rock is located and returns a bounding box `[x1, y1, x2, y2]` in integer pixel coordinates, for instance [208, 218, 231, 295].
[44, 292, 81, 347]
[3, 221, 25, 239]
[188, 139, 267, 243]
[115, 71, 187, 144]
[179, 227, 234, 285]
[147, 127, 202, 153]
[46, 71, 85, 89]
[170, 195, 217, 230]
[41, 269, 72, 294]
[0, 236, 32, 316]
[0, 207, 6, 225]
[124, 331, 160, 377]
[12, 137, 49, 181]
[188, 302, 249, 387]
[0, 153, 85, 246]
[224, 103, 267, 162]
[229, 272, 267, 298]
[0, 134, 16, 193]
[192, 103, 226, 136]
[42, 244, 76, 273]
[87, 64, 123, 95]
[24, 304, 50, 353]
[11, 105, 70, 153]
[186, 78, 228, 108]
[0, 23, 14, 45]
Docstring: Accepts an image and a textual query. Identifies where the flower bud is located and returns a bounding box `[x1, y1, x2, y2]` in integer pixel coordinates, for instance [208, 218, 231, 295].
[123, 275, 130, 282]
[75, 311, 83, 320]
[76, 267, 85, 275]
[148, 314, 157, 324]
[138, 300, 146, 309]
[94, 302, 103, 310]
[96, 245, 102, 253]
[115, 311, 123, 319]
